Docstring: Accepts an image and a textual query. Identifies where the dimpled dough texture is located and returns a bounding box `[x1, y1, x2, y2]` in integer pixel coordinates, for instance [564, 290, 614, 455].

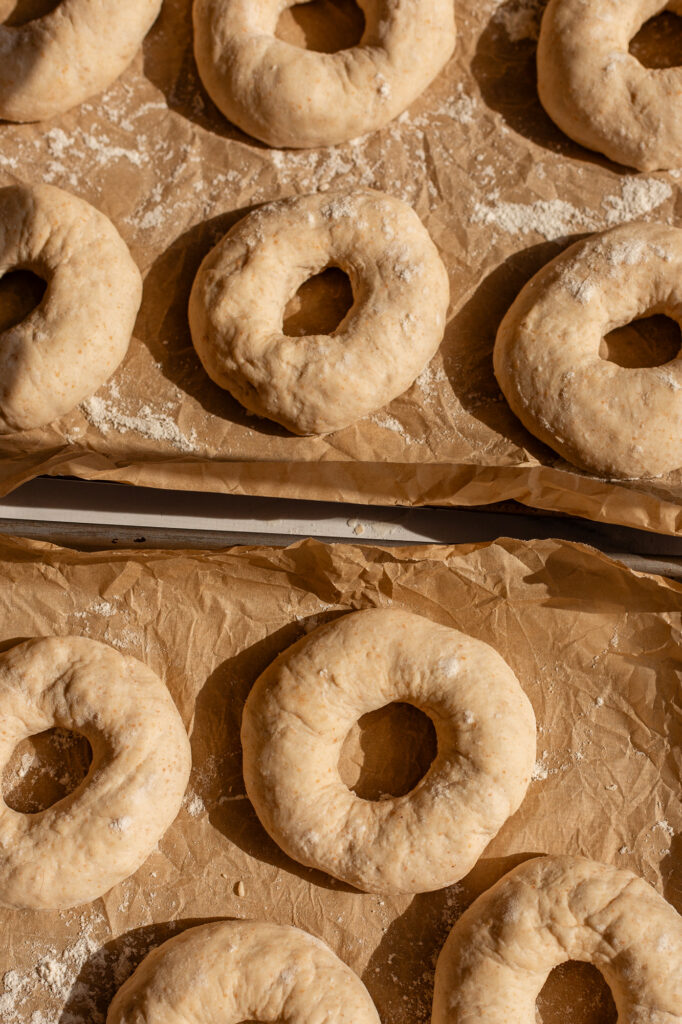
[189, 189, 450, 435]
[493, 221, 682, 480]
[538, 0, 682, 171]
[0, 182, 142, 434]
[241, 608, 536, 895]
[192, 0, 456, 148]
[0, 637, 191, 911]
[107, 920, 381, 1024]
[0, 0, 163, 123]
[432, 856, 682, 1023]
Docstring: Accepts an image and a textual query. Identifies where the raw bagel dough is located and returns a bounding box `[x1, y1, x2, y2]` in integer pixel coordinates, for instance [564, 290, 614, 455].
[0, 636, 191, 911]
[241, 608, 536, 895]
[188, 189, 450, 435]
[192, 0, 456, 148]
[493, 221, 682, 480]
[538, 0, 682, 171]
[0, 182, 142, 434]
[0, 0, 162, 122]
[432, 855, 682, 1023]
[107, 919, 381, 1024]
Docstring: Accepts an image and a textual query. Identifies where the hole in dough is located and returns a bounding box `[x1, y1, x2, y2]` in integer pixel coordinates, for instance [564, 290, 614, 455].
[629, 11, 682, 69]
[276, 0, 365, 54]
[600, 314, 682, 368]
[0, 269, 47, 332]
[2, 727, 93, 813]
[536, 961, 617, 1024]
[282, 266, 354, 337]
[338, 702, 438, 800]
[0, 0, 62, 26]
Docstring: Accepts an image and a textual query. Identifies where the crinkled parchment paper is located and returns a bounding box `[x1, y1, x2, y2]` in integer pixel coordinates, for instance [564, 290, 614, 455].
[0, 534, 679, 1023]
[0, 0, 682, 527]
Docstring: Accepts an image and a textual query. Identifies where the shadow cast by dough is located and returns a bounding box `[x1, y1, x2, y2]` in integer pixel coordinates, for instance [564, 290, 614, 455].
[189, 613, 358, 894]
[440, 236, 586, 460]
[136, 205, 297, 439]
[361, 852, 541, 1020]
[56, 916, 226, 1024]
[470, 0, 630, 173]
[141, 0, 270, 147]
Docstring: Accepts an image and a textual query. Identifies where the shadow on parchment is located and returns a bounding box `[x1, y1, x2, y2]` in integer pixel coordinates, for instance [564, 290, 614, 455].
[57, 917, 226, 1024]
[141, 0, 364, 146]
[188, 612, 358, 894]
[362, 852, 540, 1022]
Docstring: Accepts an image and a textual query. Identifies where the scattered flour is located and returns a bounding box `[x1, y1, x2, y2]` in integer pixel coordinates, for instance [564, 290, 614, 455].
[531, 759, 549, 781]
[654, 819, 674, 837]
[492, 0, 543, 41]
[82, 395, 199, 454]
[185, 792, 205, 818]
[472, 176, 672, 240]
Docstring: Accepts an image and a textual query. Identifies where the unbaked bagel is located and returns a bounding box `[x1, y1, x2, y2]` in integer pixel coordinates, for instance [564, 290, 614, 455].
[432, 855, 682, 1023]
[188, 189, 450, 435]
[192, 0, 456, 148]
[0, 636, 191, 911]
[0, 0, 162, 122]
[493, 221, 682, 480]
[0, 182, 142, 435]
[538, 0, 682, 171]
[107, 919, 381, 1024]
[241, 608, 536, 895]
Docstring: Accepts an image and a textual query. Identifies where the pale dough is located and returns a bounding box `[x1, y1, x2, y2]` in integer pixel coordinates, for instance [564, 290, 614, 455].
[241, 608, 536, 895]
[0, 182, 142, 435]
[192, 0, 456, 148]
[538, 0, 682, 171]
[189, 188, 450, 435]
[0, 636, 191, 911]
[493, 221, 682, 480]
[432, 855, 682, 1023]
[107, 919, 381, 1024]
[0, 0, 162, 122]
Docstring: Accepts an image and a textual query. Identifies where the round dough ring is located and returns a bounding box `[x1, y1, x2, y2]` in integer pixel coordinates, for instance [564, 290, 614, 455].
[0, 636, 191, 911]
[192, 0, 456, 148]
[432, 855, 682, 1023]
[188, 189, 450, 435]
[107, 919, 381, 1024]
[538, 0, 682, 171]
[493, 221, 682, 480]
[0, 0, 162, 122]
[0, 182, 142, 435]
[241, 608, 536, 895]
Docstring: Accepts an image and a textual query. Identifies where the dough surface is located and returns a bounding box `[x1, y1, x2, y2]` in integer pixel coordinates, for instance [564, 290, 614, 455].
[0, 636, 191, 911]
[0, 182, 142, 435]
[493, 221, 682, 480]
[538, 0, 682, 171]
[0, 0, 162, 122]
[192, 0, 456, 148]
[432, 855, 682, 1023]
[189, 189, 450, 435]
[107, 919, 381, 1024]
[241, 608, 536, 895]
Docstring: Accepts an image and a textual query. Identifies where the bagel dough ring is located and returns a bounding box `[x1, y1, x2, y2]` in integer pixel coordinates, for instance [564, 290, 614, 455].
[192, 0, 456, 148]
[0, 182, 142, 434]
[0, 0, 162, 123]
[241, 608, 536, 895]
[188, 189, 450, 435]
[0, 636, 191, 911]
[432, 855, 682, 1023]
[107, 919, 381, 1024]
[538, 0, 682, 171]
[493, 221, 682, 480]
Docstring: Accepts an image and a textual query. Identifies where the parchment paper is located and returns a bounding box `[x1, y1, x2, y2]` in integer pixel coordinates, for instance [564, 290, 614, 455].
[0, 0, 682, 532]
[0, 533, 679, 1023]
